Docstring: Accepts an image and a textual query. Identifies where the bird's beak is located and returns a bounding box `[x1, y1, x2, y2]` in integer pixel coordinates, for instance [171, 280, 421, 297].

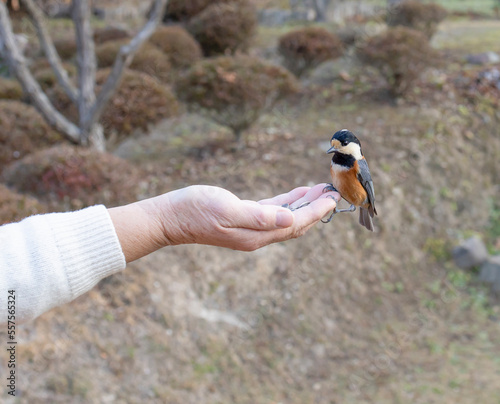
[326, 146, 337, 154]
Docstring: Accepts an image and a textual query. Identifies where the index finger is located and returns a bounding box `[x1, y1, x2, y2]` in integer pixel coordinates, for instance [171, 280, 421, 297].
[258, 186, 310, 206]
[242, 196, 338, 248]
[291, 195, 337, 226]
[288, 183, 340, 210]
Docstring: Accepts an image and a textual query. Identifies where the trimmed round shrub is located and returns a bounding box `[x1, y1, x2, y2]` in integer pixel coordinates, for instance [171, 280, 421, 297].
[3, 145, 142, 209]
[95, 40, 127, 68]
[31, 60, 77, 90]
[337, 25, 367, 48]
[162, 0, 211, 21]
[177, 55, 299, 144]
[96, 69, 179, 137]
[387, 1, 447, 39]
[50, 69, 180, 140]
[158, 0, 241, 22]
[0, 100, 64, 171]
[149, 26, 202, 69]
[0, 77, 23, 100]
[278, 27, 344, 77]
[53, 38, 77, 60]
[187, 1, 257, 56]
[95, 40, 172, 83]
[93, 26, 130, 45]
[356, 27, 435, 97]
[0, 184, 47, 225]
[161, 0, 219, 22]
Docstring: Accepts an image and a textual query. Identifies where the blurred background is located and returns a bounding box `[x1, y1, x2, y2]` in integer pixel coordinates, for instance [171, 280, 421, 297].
[0, 0, 499, 403]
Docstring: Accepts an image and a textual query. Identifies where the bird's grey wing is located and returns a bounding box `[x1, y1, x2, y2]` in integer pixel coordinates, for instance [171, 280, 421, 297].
[357, 159, 376, 214]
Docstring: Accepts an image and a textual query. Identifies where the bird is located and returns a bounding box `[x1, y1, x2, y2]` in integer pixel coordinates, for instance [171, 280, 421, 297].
[322, 129, 377, 231]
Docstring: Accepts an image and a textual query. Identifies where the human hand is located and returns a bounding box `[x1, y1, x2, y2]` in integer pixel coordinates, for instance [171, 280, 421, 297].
[110, 184, 340, 261]
[149, 184, 340, 252]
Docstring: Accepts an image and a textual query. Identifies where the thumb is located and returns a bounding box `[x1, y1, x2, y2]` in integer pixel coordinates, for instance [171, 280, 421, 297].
[235, 201, 294, 230]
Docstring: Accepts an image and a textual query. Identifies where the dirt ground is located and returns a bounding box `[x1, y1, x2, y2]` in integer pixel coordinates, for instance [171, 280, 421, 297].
[1, 11, 500, 404]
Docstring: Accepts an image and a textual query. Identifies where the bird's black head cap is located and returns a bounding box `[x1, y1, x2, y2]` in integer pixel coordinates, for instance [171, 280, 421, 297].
[331, 129, 361, 147]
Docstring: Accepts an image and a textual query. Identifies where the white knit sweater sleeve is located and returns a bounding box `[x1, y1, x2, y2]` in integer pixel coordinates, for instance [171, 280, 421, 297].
[0, 205, 126, 324]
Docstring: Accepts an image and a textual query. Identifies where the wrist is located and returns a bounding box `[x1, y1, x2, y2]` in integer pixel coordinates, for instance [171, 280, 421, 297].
[144, 189, 193, 247]
[136, 194, 174, 247]
[109, 197, 169, 262]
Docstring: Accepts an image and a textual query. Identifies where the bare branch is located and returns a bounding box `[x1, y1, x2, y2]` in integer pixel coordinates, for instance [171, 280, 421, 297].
[21, 0, 79, 103]
[86, 0, 168, 131]
[0, 1, 81, 142]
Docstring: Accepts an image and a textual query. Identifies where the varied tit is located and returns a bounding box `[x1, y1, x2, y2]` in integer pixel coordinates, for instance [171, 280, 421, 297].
[323, 129, 378, 231]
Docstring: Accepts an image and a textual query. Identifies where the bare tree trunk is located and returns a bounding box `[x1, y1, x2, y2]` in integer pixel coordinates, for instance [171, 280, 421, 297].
[312, 0, 332, 22]
[71, 0, 100, 148]
[234, 128, 243, 149]
[0, 1, 81, 141]
[87, 123, 105, 150]
[0, 0, 169, 152]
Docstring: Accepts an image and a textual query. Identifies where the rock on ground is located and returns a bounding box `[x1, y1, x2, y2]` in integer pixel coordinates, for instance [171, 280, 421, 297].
[452, 236, 489, 269]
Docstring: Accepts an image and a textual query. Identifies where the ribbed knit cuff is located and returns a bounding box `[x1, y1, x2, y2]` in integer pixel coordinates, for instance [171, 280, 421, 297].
[0, 205, 126, 324]
[47, 205, 126, 301]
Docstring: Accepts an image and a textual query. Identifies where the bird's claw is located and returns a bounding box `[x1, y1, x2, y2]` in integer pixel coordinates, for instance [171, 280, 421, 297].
[322, 203, 356, 224]
[321, 195, 339, 223]
[322, 209, 336, 223]
[322, 184, 338, 194]
[281, 201, 311, 211]
[335, 204, 356, 214]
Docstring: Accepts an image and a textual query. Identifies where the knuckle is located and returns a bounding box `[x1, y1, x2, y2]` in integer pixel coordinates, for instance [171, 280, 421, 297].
[216, 223, 232, 236]
[254, 210, 270, 228]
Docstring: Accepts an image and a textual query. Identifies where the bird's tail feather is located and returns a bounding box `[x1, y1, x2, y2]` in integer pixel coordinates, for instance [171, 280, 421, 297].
[359, 207, 374, 231]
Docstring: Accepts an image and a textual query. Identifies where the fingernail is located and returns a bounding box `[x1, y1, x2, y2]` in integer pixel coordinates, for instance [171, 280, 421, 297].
[276, 209, 294, 228]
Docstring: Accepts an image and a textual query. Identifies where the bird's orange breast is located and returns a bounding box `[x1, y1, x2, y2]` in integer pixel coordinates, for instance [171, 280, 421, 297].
[330, 161, 369, 208]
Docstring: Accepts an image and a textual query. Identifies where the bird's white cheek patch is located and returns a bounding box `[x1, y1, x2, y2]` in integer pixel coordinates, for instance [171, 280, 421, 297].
[343, 143, 363, 160]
